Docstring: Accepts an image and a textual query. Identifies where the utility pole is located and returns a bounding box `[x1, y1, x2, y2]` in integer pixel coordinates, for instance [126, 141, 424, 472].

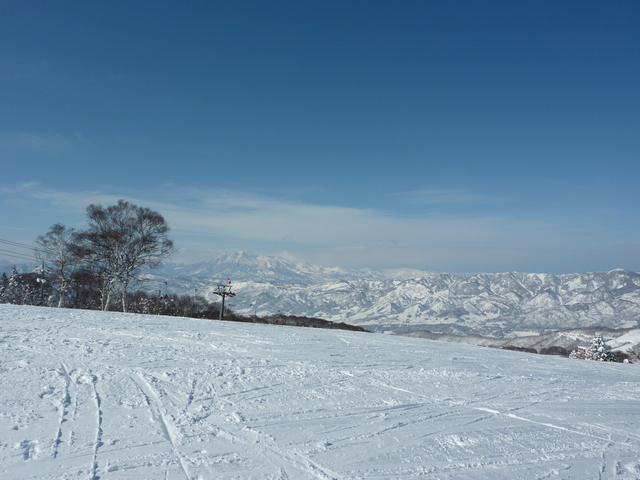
[37, 261, 46, 306]
[213, 279, 236, 320]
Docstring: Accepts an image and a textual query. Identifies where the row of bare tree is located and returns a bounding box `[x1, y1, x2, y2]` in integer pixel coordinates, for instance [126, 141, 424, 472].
[35, 200, 174, 312]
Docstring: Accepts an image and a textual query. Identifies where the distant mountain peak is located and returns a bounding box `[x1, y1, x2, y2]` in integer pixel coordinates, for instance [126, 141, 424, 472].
[159, 251, 433, 284]
[160, 251, 351, 284]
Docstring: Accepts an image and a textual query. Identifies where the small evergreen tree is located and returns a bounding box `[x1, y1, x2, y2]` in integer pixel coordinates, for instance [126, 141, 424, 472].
[3, 266, 21, 304]
[0, 272, 7, 303]
[571, 334, 627, 363]
[585, 334, 613, 362]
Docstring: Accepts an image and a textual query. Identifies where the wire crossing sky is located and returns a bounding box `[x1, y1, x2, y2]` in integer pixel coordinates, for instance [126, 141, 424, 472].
[1, 1, 639, 273]
[0, 238, 38, 263]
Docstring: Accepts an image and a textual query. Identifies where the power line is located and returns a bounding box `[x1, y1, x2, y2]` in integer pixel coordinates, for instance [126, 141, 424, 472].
[0, 238, 38, 263]
[0, 238, 36, 250]
[0, 248, 37, 262]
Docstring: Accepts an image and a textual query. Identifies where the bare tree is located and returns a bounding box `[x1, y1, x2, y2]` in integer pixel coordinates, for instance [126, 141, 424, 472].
[35, 223, 78, 307]
[75, 200, 174, 312]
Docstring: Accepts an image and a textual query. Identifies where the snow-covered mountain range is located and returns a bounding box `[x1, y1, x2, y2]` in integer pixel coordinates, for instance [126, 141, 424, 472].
[148, 252, 640, 337]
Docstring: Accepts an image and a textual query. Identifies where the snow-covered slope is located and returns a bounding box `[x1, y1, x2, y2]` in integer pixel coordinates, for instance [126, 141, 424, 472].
[2, 304, 640, 479]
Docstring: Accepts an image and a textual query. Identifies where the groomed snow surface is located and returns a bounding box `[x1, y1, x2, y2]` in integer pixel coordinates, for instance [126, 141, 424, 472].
[1, 305, 640, 480]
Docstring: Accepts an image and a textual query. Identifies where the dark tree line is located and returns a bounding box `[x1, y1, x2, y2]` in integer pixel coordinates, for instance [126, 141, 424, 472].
[0, 271, 369, 332]
[0, 266, 51, 306]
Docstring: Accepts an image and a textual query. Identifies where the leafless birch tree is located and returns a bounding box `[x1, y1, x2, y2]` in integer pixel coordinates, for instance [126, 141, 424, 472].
[74, 200, 174, 312]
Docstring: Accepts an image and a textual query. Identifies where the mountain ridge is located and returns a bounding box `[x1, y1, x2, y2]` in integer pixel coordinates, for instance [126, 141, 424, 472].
[147, 252, 640, 337]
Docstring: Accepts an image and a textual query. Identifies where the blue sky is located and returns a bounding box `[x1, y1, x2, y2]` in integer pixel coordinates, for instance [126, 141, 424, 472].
[1, 1, 639, 273]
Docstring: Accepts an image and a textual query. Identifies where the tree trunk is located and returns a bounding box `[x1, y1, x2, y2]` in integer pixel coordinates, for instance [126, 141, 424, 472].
[121, 278, 129, 313]
[103, 277, 116, 311]
[103, 290, 111, 311]
[57, 278, 68, 308]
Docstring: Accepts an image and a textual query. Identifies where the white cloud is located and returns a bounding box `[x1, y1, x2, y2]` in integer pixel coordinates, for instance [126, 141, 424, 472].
[0, 183, 637, 273]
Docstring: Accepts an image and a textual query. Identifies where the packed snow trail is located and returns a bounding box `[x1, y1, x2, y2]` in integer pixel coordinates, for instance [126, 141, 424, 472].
[1, 305, 640, 479]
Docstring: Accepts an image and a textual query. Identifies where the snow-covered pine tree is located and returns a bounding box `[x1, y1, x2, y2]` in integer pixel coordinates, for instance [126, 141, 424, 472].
[0, 272, 7, 303]
[3, 266, 21, 304]
[584, 334, 613, 362]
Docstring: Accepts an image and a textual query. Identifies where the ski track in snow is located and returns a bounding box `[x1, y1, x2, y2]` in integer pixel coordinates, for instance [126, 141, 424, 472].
[129, 372, 191, 480]
[87, 369, 103, 480]
[1, 304, 640, 479]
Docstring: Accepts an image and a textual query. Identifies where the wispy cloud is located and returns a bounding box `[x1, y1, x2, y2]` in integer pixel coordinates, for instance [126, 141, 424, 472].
[0, 182, 121, 210]
[0, 183, 635, 273]
[395, 189, 500, 205]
